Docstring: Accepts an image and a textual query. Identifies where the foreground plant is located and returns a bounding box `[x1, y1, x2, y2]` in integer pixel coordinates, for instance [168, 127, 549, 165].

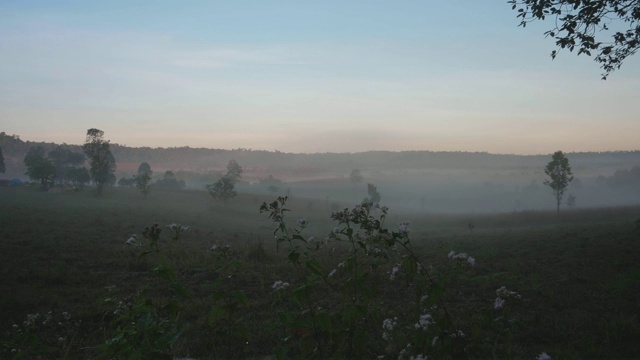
[260, 197, 478, 359]
[99, 223, 191, 359]
[1, 311, 79, 359]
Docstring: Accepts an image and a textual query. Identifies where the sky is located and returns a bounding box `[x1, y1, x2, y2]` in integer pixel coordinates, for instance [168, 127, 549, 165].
[1, 1, 639, 154]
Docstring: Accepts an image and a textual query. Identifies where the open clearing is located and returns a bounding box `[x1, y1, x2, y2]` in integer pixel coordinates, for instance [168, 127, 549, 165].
[1, 186, 639, 359]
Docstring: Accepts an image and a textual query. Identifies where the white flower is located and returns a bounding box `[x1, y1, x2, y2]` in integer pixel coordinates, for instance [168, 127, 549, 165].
[328, 269, 337, 277]
[126, 235, 137, 245]
[496, 286, 521, 299]
[389, 265, 400, 280]
[410, 355, 426, 360]
[307, 236, 316, 243]
[398, 343, 411, 359]
[431, 336, 439, 347]
[167, 223, 190, 232]
[494, 297, 505, 310]
[382, 317, 398, 331]
[538, 352, 552, 360]
[449, 250, 476, 266]
[337, 261, 345, 268]
[398, 221, 410, 234]
[296, 218, 308, 227]
[272, 280, 290, 290]
[414, 313, 432, 331]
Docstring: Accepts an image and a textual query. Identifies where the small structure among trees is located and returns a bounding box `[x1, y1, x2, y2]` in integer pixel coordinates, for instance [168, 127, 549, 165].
[543, 150, 574, 214]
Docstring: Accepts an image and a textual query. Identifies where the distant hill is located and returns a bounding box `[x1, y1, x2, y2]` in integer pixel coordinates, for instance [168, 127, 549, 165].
[2, 131, 640, 212]
[2, 131, 639, 180]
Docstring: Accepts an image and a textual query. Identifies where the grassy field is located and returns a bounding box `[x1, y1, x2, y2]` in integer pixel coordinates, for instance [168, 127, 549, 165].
[0, 186, 639, 359]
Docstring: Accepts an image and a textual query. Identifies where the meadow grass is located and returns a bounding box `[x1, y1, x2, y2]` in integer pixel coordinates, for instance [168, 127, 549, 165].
[0, 186, 639, 359]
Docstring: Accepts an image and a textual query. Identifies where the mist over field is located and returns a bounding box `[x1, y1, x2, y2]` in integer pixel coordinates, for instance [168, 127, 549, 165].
[2, 132, 640, 214]
[2, 1, 640, 358]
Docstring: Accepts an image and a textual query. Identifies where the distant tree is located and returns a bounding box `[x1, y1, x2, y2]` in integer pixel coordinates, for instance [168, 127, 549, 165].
[267, 185, 279, 193]
[0, 147, 5, 174]
[543, 150, 574, 214]
[82, 128, 116, 195]
[135, 162, 153, 198]
[350, 168, 364, 184]
[23, 146, 56, 190]
[118, 177, 136, 188]
[509, 0, 640, 79]
[137, 162, 152, 177]
[48, 146, 85, 184]
[363, 183, 381, 204]
[67, 167, 91, 188]
[207, 176, 237, 204]
[108, 173, 117, 187]
[567, 194, 577, 209]
[605, 166, 640, 190]
[155, 170, 186, 189]
[225, 160, 243, 183]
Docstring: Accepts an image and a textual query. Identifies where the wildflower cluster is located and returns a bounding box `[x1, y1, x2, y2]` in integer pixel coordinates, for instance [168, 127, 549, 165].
[101, 222, 193, 358]
[398, 221, 410, 235]
[538, 351, 552, 360]
[260, 197, 477, 359]
[414, 313, 433, 331]
[167, 223, 190, 232]
[494, 286, 522, 310]
[125, 234, 138, 245]
[272, 280, 290, 291]
[382, 317, 398, 341]
[3, 311, 78, 358]
[447, 250, 476, 266]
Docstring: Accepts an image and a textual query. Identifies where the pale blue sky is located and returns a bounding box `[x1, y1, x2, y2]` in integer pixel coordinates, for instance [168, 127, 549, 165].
[1, 1, 638, 154]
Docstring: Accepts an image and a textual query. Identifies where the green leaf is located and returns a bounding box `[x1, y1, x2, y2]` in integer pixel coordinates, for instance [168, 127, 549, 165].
[428, 283, 445, 305]
[306, 259, 326, 279]
[402, 255, 417, 275]
[163, 299, 181, 318]
[275, 347, 288, 360]
[233, 290, 249, 306]
[288, 250, 300, 264]
[169, 282, 190, 299]
[292, 285, 309, 305]
[138, 250, 152, 259]
[154, 265, 176, 282]
[315, 312, 332, 332]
